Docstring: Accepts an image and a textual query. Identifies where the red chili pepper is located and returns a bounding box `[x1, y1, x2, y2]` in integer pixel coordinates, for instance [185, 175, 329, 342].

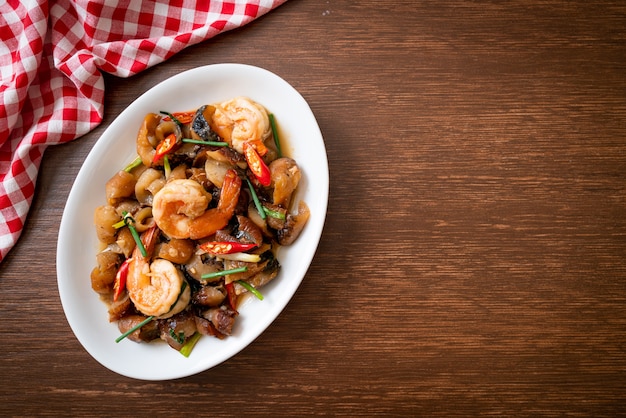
[152, 133, 179, 163]
[247, 138, 268, 157]
[163, 111, 195, 124]
[199, 241, 257, 255]
[113, 258, 131, 302]
[225, 282, 238, 313]
[243, 142, 271, 186]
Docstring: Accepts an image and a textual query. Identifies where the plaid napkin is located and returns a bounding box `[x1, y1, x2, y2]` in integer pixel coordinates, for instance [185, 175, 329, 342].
[0, 0, 285, 262]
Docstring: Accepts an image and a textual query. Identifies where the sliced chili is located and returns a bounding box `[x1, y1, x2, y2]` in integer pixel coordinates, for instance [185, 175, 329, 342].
[162, 110, 195, 124]
[243, 142, 271, 187]
[247, 138, 268, 157]
[113, 258, 131, 302]
[152, 133, 179, 163]
[225, 282, 238, 313]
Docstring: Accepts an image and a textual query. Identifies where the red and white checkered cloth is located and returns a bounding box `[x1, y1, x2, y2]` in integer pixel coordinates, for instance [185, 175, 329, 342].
[0, 0, 285, 262]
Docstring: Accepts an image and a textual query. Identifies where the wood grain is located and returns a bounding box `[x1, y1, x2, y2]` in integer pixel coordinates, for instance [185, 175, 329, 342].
[1, 0, 625, 416]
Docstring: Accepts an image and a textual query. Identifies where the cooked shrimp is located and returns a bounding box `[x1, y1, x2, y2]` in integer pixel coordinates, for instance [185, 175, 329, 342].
[126, 226, 191, 318]
[210, 97, 271, 154]
[127, 256, 191, 318]
[152, 169, 242, 240]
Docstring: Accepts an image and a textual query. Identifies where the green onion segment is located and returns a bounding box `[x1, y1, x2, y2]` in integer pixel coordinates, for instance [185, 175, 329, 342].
[269, 113, 282, 157]
[122, 211, 147, 257]
[163, 155, 171, 178]
[201, 266, 248, 281]
[182, 138, 228, 147]
[236, 280, 264, 300]
[112, 219, 126, 229]
[123, 156, 143, 173]
[180, 333, 202, 357]
[263, 206, 286, 220]
[115, 316, 155, 343]
[245, 177, 266, 220]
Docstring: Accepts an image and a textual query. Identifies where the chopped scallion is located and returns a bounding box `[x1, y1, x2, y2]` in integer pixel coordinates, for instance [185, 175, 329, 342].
[269, 113, 282, 157]
[169, 328, 185, 344]
[263, 206, 286, 220]
[236, 280, 264, 300]
[122, 211, 147, 257]
[182, 138, 228, 147]
[201, 266, 248, 281]
[123, 155, 143, 172]
[180, 332, 202, 357]
[112, 219, 126, 229]
[115, 315, 155, 343]
[246, 177, 266, 220]
[163, 155, 171, 178]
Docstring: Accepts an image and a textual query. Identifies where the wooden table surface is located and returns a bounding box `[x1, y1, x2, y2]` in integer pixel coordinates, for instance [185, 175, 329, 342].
[2, 1, 625, 416]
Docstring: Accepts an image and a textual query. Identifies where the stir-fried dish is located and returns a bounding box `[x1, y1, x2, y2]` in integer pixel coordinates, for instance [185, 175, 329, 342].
[90, 97, 309, 356]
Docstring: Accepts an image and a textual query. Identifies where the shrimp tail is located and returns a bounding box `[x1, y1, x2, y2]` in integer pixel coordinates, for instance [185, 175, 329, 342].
[188, 169, 242, 240]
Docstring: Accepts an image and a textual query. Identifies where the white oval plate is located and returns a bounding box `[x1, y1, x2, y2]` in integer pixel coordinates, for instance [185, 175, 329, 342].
[56, 64, 328, 380]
